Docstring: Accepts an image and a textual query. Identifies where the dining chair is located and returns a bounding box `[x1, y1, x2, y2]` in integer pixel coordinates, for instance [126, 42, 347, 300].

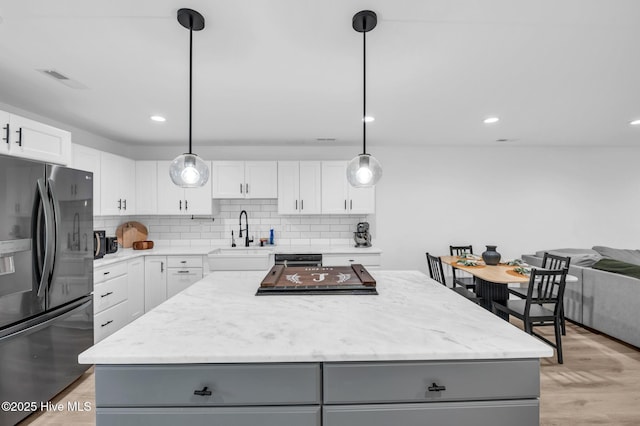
[426, 253, 481, 304]
[493, 268, 568, 363]
[508, 252, 571, 335]
[449, 245, 476, 290]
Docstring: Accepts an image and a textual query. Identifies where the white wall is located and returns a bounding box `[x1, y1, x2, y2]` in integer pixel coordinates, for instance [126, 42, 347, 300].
[372, 145, 640, 272]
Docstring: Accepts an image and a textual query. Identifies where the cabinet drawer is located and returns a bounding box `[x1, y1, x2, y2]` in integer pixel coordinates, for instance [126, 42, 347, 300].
[167, 256, 203, 268]
[94, 262, 128, 284]
[94, 301, 129, 343]
[96, 364, 321, 406]
[323, 360, 539, 403]
[323, 400, 538, 426]
[96, 406, 320, 426]
[167, 268, 203, 298]
[94, 274, 128, 313]
[323, 254, 380, 267]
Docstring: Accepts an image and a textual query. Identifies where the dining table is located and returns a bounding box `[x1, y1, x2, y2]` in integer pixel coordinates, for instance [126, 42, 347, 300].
[440, 255, 531, 320]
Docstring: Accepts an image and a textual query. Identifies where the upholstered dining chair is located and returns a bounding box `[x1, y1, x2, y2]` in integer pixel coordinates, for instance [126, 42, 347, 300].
[426, 253, 480, 304]
[508, 252, 571, 335]
[493, 267, 568, 363]
[449, 245, 476, 290]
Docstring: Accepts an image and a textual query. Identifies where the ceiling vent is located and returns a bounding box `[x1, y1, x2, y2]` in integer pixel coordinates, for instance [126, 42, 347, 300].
[37, 69, 88, 89]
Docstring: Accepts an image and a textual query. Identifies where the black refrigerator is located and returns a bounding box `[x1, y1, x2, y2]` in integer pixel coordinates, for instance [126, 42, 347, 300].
[0, 156, 94, 425]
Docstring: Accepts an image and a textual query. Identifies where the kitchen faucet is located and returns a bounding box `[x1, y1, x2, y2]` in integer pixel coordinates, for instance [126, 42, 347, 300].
[238, 210, 253, 247]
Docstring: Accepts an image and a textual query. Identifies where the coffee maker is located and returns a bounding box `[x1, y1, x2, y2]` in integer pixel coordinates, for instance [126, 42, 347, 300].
[353, 222, 372, 247]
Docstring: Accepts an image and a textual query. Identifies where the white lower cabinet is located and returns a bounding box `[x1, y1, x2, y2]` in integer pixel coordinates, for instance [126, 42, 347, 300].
[322, 253, 380, 268]
[127, 257, 145, 322]
[144, 256, 167, 312]
[167, 256, 203, 298]
[93, 261, 129, 343]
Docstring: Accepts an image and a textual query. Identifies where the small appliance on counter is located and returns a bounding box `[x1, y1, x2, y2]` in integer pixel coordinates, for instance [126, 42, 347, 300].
[94, 230, 106, 259]
[353, 222, 372, 247]
[106, 236, 118, 254]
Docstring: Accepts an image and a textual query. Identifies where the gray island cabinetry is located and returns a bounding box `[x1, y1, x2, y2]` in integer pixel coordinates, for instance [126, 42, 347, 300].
[80, 271, 551, 426]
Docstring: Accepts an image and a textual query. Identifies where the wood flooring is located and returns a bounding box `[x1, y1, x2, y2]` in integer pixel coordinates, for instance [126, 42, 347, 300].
[19, 321, 640, 426]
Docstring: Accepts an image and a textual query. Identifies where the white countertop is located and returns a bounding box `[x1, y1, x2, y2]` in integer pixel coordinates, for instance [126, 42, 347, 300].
[94, 245, 382, 267]
[79, 270, 552, 364]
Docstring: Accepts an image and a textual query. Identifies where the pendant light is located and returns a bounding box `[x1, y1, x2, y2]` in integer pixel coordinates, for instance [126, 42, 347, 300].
[169, 8, 210, 188]
[347, 10, 382, 188]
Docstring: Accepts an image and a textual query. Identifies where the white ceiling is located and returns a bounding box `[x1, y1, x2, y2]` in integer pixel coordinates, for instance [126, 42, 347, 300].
[0, 0, 639, 147]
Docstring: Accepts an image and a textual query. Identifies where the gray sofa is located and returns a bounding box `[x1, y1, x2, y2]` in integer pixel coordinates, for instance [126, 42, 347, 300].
[522, 247, 640, 348]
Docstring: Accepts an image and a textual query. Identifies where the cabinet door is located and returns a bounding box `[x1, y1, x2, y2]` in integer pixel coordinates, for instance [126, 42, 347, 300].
[120, 157, 136, 215]
[245, 161, 278, 198]
[8, 114, 71, 165]
[298, 161, 322, 214]
[184, 162, 212, 214]
[348, 186, 375, 214]
[144, 257, 167, 312]
[167, 268, 202, 298]
[0, 110, 10, 155]
[277, 161, 300, 214]
[212, 161, 245, 198]
[135, 161, 158, 215]
[101, 152, 123, 215]
[72, 144, 102, 215]
[127, 258, 145, 321]
[321, 161, 349, 214]
[156, 161, 185, 214]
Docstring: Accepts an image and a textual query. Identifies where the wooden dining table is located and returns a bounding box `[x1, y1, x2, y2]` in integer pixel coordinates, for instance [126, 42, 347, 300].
[440, 255, 530, 320]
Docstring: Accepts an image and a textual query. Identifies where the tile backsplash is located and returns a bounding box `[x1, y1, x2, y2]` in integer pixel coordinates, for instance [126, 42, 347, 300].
[93, 199, 368, 247]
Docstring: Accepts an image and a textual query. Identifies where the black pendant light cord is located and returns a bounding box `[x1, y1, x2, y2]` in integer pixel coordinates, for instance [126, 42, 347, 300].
[362, 30, 367, 156]
[188, 19, 193, 155]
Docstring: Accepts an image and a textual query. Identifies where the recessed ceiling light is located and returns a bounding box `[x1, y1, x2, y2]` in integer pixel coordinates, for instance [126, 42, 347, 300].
[483, 117, 500, 124]
[150, 115, 166, 122]
[363, 116, 375, 123]
[630, 119, 640, 126]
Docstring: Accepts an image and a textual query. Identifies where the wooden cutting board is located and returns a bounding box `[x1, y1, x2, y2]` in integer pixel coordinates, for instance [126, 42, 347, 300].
[116, 221, 148, 248]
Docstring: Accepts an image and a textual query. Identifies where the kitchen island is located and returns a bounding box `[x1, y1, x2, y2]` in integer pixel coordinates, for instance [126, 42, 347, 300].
[79, 270, 552, 426]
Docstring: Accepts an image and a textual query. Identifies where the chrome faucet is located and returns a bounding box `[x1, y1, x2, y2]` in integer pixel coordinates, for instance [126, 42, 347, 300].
[238, 210, 253, 247]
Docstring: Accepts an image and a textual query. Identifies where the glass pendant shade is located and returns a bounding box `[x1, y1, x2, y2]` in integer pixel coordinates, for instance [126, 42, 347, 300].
[346, 154, 382, 187]
[169, 153, 209, 188]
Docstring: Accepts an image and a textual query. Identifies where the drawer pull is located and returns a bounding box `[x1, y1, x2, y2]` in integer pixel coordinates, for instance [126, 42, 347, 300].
[177, 270, 190, 274]
[180, 260, 187, 263]
[428, 383, 446, 392]
[101, 320, 113, 328]
[101, 291, 113, 298]
[193, 386, 212, 396]
[103, 271, 110, 275]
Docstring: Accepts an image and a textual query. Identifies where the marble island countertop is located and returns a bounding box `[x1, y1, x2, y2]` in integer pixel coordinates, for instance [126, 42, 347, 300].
[79, 270, 552, 364]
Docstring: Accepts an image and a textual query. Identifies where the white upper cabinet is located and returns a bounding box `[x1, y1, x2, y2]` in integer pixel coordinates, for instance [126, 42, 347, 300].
[0, 111, 71, 165]
[135, 161, 158, 215]
[156, 161, 212, 215]
[211, 161, 277, 199]
[72, 144, 102, 215]
[0, 110, 9, 156]
[101, 152, 136, 215]
[321, 161, 375, 215]
[277, 161, 321, 214]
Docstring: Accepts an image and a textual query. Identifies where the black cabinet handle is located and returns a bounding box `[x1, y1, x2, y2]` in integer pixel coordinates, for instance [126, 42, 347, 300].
[2, 124, 9, 144]
[246, 183, 249, 193]
[15, 128, 22, 146]
[350, 199, 353, 210]
[177, 270, 190, 274]
[100, 291, 113, 298]
[295, 200, 298, 210]
[103, 271, 110, 275]
[301, 200, 304, 210]
[101, 320, 113, 328]
[185, 199, 188, 211]
[118, 199, 122, 210]
[180, 260, 187, 263]
[179, 200, 182, 210]
[160, 261, 164, 273]
[240, 183, 243, 194]
[123, 199, 127, 211]
[194, 386, 212, 396]
[428, 383, 446, 392]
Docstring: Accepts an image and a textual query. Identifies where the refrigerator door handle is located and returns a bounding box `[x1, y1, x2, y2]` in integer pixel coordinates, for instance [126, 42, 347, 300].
[45, 178, 61, 292]
[35, 179, 54, 297]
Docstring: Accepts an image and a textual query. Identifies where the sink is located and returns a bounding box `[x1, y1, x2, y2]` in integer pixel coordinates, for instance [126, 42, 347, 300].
[208, 248, 273, 270]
